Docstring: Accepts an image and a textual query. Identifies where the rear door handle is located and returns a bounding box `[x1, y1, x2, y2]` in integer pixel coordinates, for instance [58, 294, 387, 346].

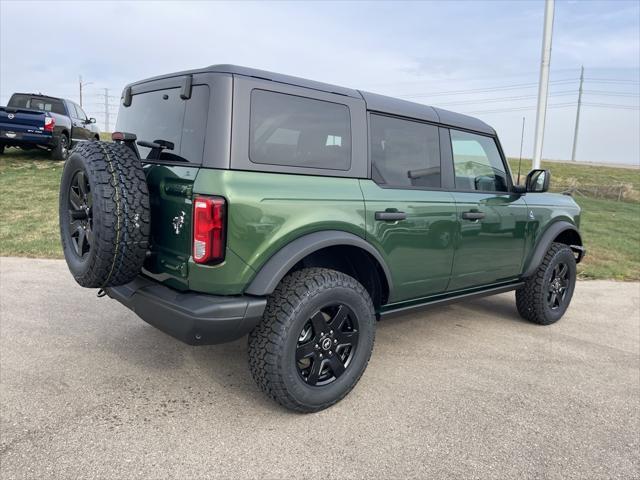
[375, 211, 407, 222]
[461, 211, 485, 221]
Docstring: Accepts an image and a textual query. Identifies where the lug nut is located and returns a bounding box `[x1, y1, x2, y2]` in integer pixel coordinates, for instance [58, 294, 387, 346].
[319, 353, 323, 358]
[334, 339, 337, 344]
[329, 350, 332, 355]
[330, 330, 333, 334]
[315, 344, 319, 349]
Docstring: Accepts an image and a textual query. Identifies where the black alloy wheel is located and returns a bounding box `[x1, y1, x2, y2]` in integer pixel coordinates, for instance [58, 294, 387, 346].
[248, 268, 376, 412]
[68, 170, 93, 258]
[296, 304, 359, 386]
[547, 261, 570, 310]
[516, 242, 577, 325]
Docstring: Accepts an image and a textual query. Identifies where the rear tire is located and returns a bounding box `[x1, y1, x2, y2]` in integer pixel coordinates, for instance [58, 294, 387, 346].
[0, 145, 5, 155]
[516, 242, 576, 325]
[59, 141, 150, 288]
[52, 134, 69, 161]
[248, 268, 376, 413]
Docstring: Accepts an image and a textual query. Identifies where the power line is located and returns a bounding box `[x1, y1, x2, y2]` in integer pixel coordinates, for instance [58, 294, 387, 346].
[464, 102, 577, 115]
[583, 78, 640, 84]
[365, 67, 582, 88]
[396, 79, 577, 99]
[433, 90, 577, 107]
[582, 102, 640, 110]
[583, 90, 640, 97]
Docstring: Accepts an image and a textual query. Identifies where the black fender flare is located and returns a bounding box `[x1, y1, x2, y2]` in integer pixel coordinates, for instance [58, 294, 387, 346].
[244, 230, 393, 296]
[522, 221, 582, 278]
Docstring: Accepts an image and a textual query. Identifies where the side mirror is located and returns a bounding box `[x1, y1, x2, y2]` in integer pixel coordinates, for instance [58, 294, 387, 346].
[89, 117, 97, 124]
[526, 169, 550, 193]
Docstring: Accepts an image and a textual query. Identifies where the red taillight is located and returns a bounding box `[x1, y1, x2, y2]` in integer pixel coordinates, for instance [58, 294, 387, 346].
[44, 116, 55, 132]
[193, 196, 226, 264]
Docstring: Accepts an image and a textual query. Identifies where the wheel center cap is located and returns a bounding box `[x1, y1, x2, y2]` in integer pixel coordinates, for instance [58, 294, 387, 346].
[321, 337, 332, 351]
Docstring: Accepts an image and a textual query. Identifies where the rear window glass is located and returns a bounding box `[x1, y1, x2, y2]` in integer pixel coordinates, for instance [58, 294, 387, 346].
[249, 90, 351, 171]
[115, 85, 209, 164]
[8, 95, 65, 115]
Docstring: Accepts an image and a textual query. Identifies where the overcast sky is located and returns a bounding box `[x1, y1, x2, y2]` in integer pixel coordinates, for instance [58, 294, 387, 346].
[1, 0, 638, 164]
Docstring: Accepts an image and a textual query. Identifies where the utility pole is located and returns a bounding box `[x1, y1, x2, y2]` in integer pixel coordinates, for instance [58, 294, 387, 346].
[571, 66, 584, 162]
[78, 75, 93, 107]
[532, 0, 555, 170]
[104, 88, 110, 132]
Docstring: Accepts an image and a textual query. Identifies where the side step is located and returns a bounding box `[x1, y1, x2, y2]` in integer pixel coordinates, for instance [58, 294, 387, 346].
[380, 281, 525, 319]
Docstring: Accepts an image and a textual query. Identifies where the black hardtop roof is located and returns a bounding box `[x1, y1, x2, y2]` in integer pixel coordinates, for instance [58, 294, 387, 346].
[127, 64, 495, 135]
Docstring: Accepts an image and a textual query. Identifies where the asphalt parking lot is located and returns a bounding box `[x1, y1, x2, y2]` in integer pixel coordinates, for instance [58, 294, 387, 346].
[1, 257, 638, 479]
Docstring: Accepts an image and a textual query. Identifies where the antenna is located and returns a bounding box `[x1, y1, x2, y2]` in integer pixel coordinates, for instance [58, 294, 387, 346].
[517, 116, 526, 184]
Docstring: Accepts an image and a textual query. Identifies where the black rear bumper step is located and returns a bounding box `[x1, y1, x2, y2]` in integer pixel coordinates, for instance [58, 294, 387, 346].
[105, 276, 266, 345]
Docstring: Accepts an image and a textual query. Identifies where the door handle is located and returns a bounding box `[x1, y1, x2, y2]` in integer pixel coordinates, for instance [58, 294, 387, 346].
[375, 211, 407, 222]
[461, 211, 485, 220]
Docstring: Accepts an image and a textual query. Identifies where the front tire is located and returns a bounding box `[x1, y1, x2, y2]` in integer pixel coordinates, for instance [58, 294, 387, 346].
[248, 268, 376, 413]
[516, 242, 577, 325]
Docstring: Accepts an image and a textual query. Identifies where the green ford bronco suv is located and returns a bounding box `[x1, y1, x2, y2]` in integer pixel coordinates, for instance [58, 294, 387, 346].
[59, 65, 585, 412]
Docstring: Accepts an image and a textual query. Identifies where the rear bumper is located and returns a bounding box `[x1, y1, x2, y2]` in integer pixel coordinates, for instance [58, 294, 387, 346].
[105, 276, 267, 345]
[0, 129, 54, 148]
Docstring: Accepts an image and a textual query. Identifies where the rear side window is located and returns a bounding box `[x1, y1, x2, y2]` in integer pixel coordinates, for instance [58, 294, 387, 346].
[370, 114, 441, 188]
[116, 85, 209, 163]
[450, 129, 508, 192]
[7, 94, 29, 108]
[249, 90, 351, 171]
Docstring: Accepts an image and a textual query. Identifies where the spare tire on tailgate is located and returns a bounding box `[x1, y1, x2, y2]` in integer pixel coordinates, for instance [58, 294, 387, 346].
[59, 141, 150, 288]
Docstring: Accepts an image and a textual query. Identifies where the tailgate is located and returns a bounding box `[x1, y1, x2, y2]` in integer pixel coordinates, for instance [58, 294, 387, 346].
[141, 164, 199, 290]
[0, 107, 50, 144]
[0, 107, 47, 132]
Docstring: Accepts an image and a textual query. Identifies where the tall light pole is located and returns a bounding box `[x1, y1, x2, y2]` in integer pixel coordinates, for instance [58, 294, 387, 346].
[571, 66, 584, 162]
[532, 0, 555, 170]
[103, 88, 110, 132]
[79, 75, 93, 108]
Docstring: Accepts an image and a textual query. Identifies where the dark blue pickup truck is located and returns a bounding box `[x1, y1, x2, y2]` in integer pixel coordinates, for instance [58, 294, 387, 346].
[0, 93, 101, 160]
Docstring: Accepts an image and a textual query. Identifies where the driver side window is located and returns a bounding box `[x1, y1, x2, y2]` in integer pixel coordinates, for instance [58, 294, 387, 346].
[450, 129, 508, 192]
[76, 105, 88, 121]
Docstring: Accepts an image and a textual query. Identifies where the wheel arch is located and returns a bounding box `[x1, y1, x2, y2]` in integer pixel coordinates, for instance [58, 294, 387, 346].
[522, 221, 584, 278]
[244, 230, 392, 308]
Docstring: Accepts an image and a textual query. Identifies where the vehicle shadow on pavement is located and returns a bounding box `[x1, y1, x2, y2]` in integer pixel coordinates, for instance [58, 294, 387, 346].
[95, 292, 527, 413]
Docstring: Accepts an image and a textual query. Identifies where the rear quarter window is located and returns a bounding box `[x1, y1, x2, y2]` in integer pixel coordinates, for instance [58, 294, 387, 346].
[249, 89, 351, 171]
[116, 85, 209, 164]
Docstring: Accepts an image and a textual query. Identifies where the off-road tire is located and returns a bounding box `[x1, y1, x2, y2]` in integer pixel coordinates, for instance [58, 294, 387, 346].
[516, 242, 576, 325]
[248, 268, 376, 413]
[52, 134, 69, 161]
[59, 141, 150, 288]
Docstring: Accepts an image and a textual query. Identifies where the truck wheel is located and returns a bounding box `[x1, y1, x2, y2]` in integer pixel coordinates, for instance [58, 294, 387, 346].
[0, 145, 4, 155]
[248, 268, 376, 413]
[52, 134, 69, 160]
[59, 141, 150, 288]
[516, 242, 577, 325]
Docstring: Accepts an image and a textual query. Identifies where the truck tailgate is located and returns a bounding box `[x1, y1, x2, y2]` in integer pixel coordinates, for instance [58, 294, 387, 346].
[0, 107, 50, 143]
